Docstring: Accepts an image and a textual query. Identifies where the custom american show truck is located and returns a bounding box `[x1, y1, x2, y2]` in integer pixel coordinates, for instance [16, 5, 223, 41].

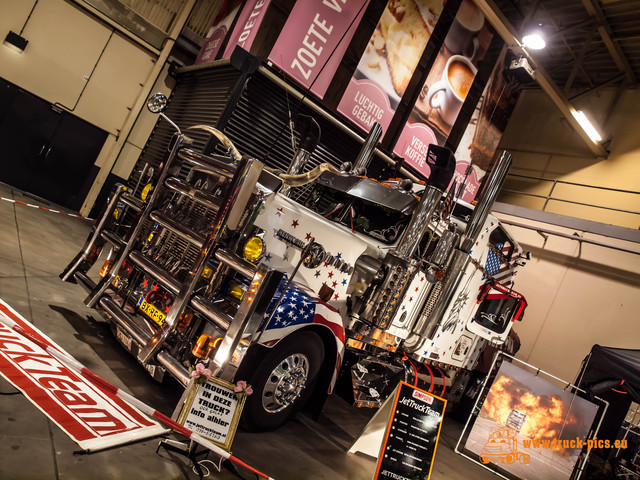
[61, 93, 528, 431]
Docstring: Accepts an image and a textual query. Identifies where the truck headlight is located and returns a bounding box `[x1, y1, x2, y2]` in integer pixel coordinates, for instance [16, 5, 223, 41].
[243, 236, 264, 263]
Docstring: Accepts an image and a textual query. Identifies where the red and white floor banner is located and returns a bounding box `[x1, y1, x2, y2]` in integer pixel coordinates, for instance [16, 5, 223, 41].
[0, 196, 93, 220]
[0, 300, 168, 452]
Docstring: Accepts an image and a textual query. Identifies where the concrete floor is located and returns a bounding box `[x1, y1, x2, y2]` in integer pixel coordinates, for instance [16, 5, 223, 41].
[0, 182, 499, 480]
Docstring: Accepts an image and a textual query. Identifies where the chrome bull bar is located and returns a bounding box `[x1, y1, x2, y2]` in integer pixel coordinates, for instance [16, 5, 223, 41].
[64, 124, 285, 385]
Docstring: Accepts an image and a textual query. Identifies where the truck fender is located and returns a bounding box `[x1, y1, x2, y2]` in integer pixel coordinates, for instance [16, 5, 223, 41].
[257, 280, 346, 391]
[233, 323, 341, 424]
[259, 321, 343, 385]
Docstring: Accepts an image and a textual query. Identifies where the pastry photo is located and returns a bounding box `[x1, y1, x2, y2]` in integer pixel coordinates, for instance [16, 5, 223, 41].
[355, 0, 446, 107]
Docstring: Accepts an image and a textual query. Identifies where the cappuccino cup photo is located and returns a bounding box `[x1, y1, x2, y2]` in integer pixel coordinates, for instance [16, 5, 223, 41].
[444, 0, 485, 60]
[426, 55, 477, 126]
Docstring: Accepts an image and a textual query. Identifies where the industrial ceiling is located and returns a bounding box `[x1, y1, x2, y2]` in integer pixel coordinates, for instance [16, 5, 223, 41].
[492, 0, 640, 95]
[115, 0, 640, 156]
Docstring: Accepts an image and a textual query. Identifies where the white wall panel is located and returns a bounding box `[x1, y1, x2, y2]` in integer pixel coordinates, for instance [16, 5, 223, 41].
[75, 32, 155, 134]
[0, 0, 112, 109]
[499, 213, 640, 382]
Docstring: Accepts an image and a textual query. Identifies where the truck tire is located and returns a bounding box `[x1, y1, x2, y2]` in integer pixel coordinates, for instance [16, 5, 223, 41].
[241, 331, 325, 431]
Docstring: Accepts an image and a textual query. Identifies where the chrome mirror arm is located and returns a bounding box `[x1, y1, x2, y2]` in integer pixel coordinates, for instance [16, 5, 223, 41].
[160, 112, 181, 134]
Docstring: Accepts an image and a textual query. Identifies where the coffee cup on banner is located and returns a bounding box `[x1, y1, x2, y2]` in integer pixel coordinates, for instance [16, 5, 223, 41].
[444, 0, 485, 61]
[426, 55, 477, 126]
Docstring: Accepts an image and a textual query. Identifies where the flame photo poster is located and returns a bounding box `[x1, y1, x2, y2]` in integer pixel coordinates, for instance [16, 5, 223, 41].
[465, 361, 599, 480]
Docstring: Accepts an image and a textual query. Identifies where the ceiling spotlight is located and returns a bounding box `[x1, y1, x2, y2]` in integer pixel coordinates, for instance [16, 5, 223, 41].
[3, 31, 28, 54]
[522, 30, 546, 50]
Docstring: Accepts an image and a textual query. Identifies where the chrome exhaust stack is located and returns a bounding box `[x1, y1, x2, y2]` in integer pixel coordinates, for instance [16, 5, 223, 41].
[412, 150, 513, 340]
[352, 122, 383, 175]
[360, 145, 456, 328]
[460, 151, 513, 253]
[396, 144, 457, 259]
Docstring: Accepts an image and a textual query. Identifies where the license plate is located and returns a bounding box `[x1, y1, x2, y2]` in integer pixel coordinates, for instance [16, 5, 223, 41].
[116, 327, 132, 350]
[137, 298, 167, 327]
[111, 275, 121, 288]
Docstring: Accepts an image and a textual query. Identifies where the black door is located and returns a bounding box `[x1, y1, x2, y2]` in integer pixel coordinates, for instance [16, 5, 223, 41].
[27, 113, 106, 211]
[0, 85, 61, 190]
[0, 81, 107, 211]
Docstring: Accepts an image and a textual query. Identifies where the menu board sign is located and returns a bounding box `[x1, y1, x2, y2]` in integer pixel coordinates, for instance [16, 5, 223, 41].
[338, 0, 445, 136]
[177, 377, 246, 451]
[374, 382, 446, 480]
[268, 0, 370, 99]
[394, 0, 493, 177]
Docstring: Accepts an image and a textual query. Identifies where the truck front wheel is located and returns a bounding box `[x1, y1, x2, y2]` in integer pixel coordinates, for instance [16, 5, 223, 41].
[241, 331, 325, 431]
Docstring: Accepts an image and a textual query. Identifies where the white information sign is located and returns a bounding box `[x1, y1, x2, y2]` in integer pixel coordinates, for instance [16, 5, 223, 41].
[177, 377, 246, 450]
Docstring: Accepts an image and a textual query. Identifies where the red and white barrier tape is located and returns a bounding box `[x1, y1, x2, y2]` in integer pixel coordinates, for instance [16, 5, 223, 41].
[0, 196, 94, 221]
[0, 316, 274, 480]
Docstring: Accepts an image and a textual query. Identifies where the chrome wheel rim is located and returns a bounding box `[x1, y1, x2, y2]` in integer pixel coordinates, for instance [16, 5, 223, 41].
[262, 353, 310, 413]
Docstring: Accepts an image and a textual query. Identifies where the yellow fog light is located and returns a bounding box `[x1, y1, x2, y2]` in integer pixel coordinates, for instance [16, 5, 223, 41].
[201, 265, 213, 279]
[141, 183, 151, 201]
[229, 283, 245, 301]
[192, 334, 214, 359]
[243, 236, 264, 263]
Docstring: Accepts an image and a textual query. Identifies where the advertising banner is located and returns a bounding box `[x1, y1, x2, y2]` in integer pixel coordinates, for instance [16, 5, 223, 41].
[268, 0, 370, 99]
[0, 300, 166, 452]
[338, 0, 446, 135]
[222, 0, 272, 59]
[394, 0, 493, 176]
[195, 0, 243, 65]
[465, 361, 599, 480]
[453, 48, 524, 202]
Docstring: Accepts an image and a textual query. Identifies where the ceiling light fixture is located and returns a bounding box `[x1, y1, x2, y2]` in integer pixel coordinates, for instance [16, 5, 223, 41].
[3, 31, 28, 54]
[522, 30, 546, 50]
[572, 110, 602, 143]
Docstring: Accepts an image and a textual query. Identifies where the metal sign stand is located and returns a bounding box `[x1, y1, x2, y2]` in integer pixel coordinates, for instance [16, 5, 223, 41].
[348, 385, 399, 458]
